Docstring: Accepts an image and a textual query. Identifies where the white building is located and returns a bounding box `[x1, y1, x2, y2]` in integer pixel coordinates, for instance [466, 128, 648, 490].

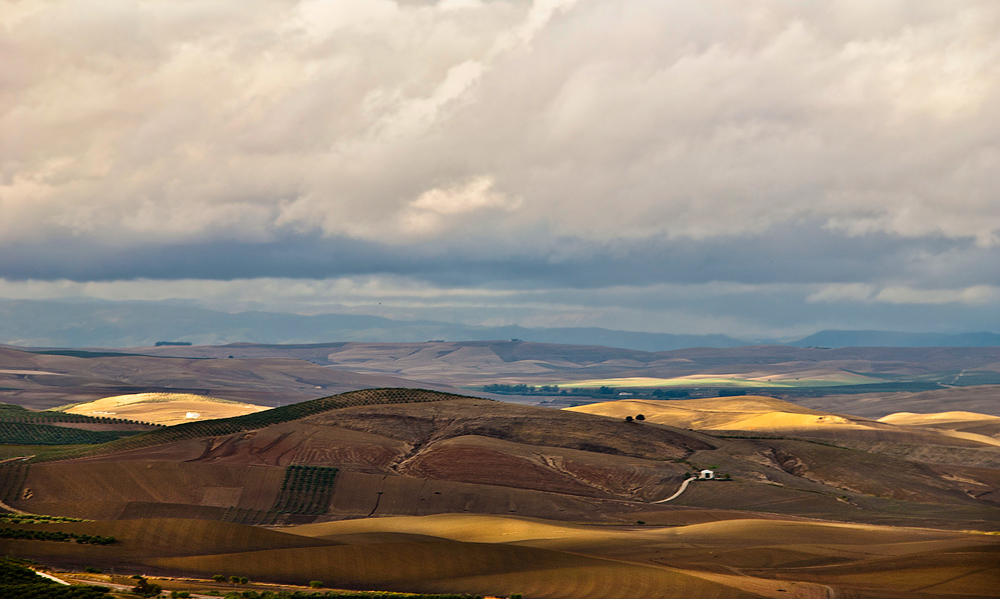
[699, 469, 715, 480]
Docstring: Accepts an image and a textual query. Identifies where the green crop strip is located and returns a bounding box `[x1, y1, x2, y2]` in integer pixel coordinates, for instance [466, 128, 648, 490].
[272, 466, 339, 515]
[0, 528, 115, 544]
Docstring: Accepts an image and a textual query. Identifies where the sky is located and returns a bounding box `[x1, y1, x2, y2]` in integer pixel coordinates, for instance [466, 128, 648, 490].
[1, 0, 999, 339]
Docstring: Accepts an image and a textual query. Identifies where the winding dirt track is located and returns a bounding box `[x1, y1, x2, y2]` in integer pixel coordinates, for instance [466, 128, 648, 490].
[651, 477, 692, 503]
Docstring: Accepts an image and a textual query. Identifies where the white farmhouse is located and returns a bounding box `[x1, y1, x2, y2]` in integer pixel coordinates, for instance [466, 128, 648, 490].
[698, 469, 715, 480]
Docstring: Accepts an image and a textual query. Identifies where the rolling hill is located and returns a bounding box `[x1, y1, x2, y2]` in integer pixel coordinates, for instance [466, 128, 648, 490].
[0, 387, 998, 597]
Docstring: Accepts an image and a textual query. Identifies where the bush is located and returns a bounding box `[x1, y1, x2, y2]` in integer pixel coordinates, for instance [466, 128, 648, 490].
[309, 581, 323, 588]
[171, 592, 191, 598]
[213, 575, 226, 582]
[624, 416, 633, 422]
[230, 576, 240, 584]
[635, 414, 645, 421]
[240, 577, 249, 584]
[131, 576, 162, 597]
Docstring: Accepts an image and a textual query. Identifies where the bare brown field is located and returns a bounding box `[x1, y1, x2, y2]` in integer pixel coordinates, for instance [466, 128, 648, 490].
[4, 513, 995, 599]
[799, 385, 1000, 418]
[150, 539, 770, 599]
[119, 341, 1000, 396]
[0, 346, 464, 411]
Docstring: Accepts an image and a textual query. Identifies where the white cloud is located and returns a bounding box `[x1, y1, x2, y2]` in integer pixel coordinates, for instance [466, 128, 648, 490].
[1, 0, 999, 251]
[874, 285, 1000, 305]
[809, 283, 1000, 305]
[807, 284, 876, 303]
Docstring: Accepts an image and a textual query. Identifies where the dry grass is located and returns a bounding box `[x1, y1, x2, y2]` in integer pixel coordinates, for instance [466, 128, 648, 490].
[61, 393, 270, 426]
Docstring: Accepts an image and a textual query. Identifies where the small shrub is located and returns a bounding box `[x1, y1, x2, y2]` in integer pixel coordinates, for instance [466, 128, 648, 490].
[239, 577, 249, 584]
[131, 576, 162, 597]
[230, 576, 240, 584]
[624, 416, 633, 422]
[309, 580, 323, 588]
[213, 574, 226, 582]
[635, 414, 645, 421]
[86, 567, 102, 573]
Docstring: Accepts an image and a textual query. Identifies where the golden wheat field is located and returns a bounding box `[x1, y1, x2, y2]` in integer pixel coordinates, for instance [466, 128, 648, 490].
[60, 392, 270, 425]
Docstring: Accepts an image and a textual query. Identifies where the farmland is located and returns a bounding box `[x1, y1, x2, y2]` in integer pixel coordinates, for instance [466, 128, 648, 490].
[0, 345, 998, 597]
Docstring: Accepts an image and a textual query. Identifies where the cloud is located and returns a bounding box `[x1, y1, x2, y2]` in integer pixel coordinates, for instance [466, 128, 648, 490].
[874, 285, 1000, 305]
[2, 0, 999, 249]
[2, 1, 999, 336]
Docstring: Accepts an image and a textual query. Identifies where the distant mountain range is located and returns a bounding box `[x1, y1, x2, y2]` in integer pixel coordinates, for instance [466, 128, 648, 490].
[789, 330, 1000, 348]
[0, 299, 996, 351]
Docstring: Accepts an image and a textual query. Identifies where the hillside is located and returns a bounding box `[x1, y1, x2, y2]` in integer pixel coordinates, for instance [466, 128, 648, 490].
[59, 393, 270, 426]
[879, 411, 1000, 438]
[0, 388, 995, 532]
[135, 341, 1000, 407]
[1, 514, 996, 599]
[0, 387, 998, 597]
[0, 346, 466, 411]
[568, 396, 1000, 448]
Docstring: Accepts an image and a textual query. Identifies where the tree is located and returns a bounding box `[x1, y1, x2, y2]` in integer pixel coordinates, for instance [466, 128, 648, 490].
[309, 581, 323, 588]
[230, 576, 240, 584]
[131, 576, 162, 597]
[625, 416, 633, 422]
[635, 414, 645, 421]
[212, 575, 226, 582]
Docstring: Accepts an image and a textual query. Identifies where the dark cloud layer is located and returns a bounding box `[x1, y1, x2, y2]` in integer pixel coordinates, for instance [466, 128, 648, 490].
[1, 224, 996, 289]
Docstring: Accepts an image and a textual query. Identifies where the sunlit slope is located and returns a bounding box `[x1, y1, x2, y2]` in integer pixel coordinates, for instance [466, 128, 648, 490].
[567, 396, 1000, 447]
[60, 393, 270, 425]
[880, 411, 1000, 437]
[285, 512, 969, 550]
[152, 540, 768, 599]
[281, 515, 999, 598]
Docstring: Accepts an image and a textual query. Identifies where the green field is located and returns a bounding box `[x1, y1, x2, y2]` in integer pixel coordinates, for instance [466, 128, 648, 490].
[555, 374, 881, 389]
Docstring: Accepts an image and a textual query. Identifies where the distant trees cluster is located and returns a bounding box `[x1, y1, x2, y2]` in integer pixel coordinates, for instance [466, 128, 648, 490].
[651, 389, 690, 398]
[0, 557, 112, 599]
[482, 384, 560, 394]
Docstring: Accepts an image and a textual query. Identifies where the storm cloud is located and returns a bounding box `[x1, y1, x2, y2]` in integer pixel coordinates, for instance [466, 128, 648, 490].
[1, 1, 998, 337]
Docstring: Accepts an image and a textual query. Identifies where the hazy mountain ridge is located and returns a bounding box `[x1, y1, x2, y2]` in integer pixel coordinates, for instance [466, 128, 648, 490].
[0, 299, 997, 351]
[0, 299, 747, 351]
[792, 329, 1000, 348]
